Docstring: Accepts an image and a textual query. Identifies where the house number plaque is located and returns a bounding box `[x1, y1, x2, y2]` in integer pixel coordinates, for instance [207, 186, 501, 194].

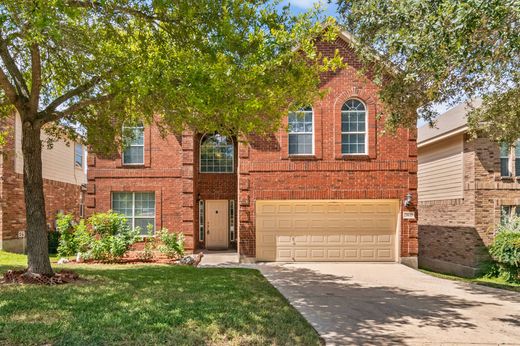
[403, 211, 415, 220]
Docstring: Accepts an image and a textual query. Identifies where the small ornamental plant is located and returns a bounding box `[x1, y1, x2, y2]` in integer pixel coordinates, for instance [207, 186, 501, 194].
[137, 224, 157, 261]
[158, 229, 185, 260]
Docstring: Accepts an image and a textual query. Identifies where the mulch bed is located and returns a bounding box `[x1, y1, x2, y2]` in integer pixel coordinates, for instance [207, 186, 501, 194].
[1, 269, 81, 285]
[65, 257, 178, 265]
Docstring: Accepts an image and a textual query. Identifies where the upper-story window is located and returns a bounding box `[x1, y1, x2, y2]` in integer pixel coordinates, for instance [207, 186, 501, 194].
[288, 107, 313, 155]
[341, 99, 367, 155]
[200, 134, 234, 173]
[74, 143, 83, 167]
[500, 142, 520, 177]
[122, 123, 144, 165]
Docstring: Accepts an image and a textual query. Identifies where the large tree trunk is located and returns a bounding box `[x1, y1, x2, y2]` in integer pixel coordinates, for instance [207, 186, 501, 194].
[21, 118, 53, 276]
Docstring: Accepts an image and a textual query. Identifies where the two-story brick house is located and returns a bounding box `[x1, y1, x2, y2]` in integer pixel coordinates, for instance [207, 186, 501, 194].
[87, 32, 419, 266]
[0, 114, 87, 253]
[418, 100, 520, 277]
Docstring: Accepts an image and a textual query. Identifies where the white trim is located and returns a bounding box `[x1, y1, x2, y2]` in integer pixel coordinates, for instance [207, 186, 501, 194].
[111, 191, 156, 235]
[288, 107, 315, 156]
[199, 199, 205, 241]
[341, 98, 368, 155]
[199, 134, 235, 173]
[122, 124, 145, 165]
[417, 126, 468, 148]
[229, 199, 236, 241]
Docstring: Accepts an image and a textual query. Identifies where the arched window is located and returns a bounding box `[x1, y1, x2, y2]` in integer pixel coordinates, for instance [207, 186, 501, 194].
[200, 134, 234, 173]
[341, 99, 367, 154]
[288, 106, 313, 155]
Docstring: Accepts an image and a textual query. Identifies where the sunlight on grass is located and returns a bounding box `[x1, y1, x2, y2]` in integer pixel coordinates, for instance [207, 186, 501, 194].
[419, 268, 520, 292]
[0, 251, 320, 345]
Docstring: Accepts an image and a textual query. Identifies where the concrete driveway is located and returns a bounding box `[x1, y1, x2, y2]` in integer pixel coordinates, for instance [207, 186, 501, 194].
[257, 263, 520, 345]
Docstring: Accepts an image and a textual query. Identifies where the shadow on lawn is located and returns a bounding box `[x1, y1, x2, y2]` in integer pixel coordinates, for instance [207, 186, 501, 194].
[0, 263, 320, 346]
[260, 265, 498, 345]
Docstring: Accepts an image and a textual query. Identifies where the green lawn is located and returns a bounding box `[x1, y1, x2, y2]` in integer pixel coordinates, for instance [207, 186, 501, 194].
[419, 268, 520, 292]
[0, 251, 320, 346]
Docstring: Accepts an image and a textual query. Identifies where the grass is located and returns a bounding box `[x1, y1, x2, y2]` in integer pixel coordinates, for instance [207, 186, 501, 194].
[0, 251, 320, 346]
[419, 268, 520, 292]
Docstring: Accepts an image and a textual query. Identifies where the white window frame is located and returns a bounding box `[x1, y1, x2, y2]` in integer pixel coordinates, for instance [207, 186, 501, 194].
[74, 143, 83, 167]
[229, 199, 236, 241]
[112, 192, 155, 235]
[122, 124, 145, 165]
[288, 107, 314, 156]
[341, 98, 368, 155]
[199, 134, 235, 173]
[199, 199, 205, 241]
[499, 141, 520, 178]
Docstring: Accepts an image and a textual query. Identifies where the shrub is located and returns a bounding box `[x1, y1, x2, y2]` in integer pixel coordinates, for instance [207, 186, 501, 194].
[56, 213, 77, 257]
[488, 215, 520, 283]
[158, 229, 185, 259]
[88, 211, 139, 262]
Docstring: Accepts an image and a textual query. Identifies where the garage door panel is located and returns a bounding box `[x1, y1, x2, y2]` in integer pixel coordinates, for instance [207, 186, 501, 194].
[256, 200, 398, 262]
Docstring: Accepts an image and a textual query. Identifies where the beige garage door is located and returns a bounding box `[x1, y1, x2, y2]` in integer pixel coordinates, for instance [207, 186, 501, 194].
[256, 200, 398, 262]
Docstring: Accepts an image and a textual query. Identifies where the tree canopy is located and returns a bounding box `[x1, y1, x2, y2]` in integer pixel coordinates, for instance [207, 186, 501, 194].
[0, 0, 342, 153]
[0, 0, 342, 275]
[337, 0, 519, 142]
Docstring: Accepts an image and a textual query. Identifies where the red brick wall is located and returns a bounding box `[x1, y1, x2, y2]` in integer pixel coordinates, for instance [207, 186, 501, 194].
[86, 125, 191, 247]
[0, 116, 83, 251]
[238, 37, 418, 259]
[87, 36, 418, 260]
[193, 134, 237, 249]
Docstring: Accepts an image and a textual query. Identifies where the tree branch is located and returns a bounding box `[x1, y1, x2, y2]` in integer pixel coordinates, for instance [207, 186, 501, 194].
[0, 31, 29, 98]
[29, 43, 41, 113]
[42, 74, 103, 114]
[38, 94, 113, 124]
[0, 66, 22, 109]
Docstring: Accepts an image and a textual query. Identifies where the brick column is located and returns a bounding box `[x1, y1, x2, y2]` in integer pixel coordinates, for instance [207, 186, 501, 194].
[181, 131, 196, 251]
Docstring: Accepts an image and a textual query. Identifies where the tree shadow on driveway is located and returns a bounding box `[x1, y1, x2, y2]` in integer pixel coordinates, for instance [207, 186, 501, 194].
[258, 264, 510, 345]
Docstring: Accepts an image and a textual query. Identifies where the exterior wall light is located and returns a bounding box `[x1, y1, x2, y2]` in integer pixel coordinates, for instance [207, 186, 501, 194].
[403, 193, 413, 208]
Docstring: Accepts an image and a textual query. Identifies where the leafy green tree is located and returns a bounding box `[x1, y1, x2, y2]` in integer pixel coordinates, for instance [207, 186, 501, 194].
[0, 0, 341, 275]
[336, 0, 519, 140]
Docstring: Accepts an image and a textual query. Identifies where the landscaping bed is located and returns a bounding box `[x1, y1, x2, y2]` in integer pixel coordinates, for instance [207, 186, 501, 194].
[0, 251, 321, 345]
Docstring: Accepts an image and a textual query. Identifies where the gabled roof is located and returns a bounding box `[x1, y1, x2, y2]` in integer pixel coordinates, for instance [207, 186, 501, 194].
[417, 99, 482, 147]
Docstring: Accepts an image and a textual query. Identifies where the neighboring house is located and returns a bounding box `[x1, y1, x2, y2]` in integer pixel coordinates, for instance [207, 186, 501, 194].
[87, 32, 418, 266]
[418, 100, 520, 277]
[0, 114, 87, 253]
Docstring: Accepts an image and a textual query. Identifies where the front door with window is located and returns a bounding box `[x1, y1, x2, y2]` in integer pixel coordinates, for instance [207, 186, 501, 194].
[205, 200, 229, 249]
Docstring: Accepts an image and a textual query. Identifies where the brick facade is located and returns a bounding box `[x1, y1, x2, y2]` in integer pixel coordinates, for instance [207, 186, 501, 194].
[0, 116, 84, 253]
[87, 36, 418, 262]
[419, 134, 520, 276]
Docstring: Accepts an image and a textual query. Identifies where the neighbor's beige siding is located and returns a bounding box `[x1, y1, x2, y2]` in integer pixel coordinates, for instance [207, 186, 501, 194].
[418, 134, 463, 201]
[14, 114, 87, 186]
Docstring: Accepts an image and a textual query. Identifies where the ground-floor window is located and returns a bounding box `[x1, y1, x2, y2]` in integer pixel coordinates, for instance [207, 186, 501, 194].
[500, 205, 520, 225]
[112, 192, 155, 235]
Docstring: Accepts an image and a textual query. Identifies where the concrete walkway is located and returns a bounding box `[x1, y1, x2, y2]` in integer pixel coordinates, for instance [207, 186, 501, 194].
[257, 263, 520, 345]
[197, 250, 240, 267]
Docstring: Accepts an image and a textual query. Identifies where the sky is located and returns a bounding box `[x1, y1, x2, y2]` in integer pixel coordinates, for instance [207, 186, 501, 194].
[279, 0, 339, 16]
